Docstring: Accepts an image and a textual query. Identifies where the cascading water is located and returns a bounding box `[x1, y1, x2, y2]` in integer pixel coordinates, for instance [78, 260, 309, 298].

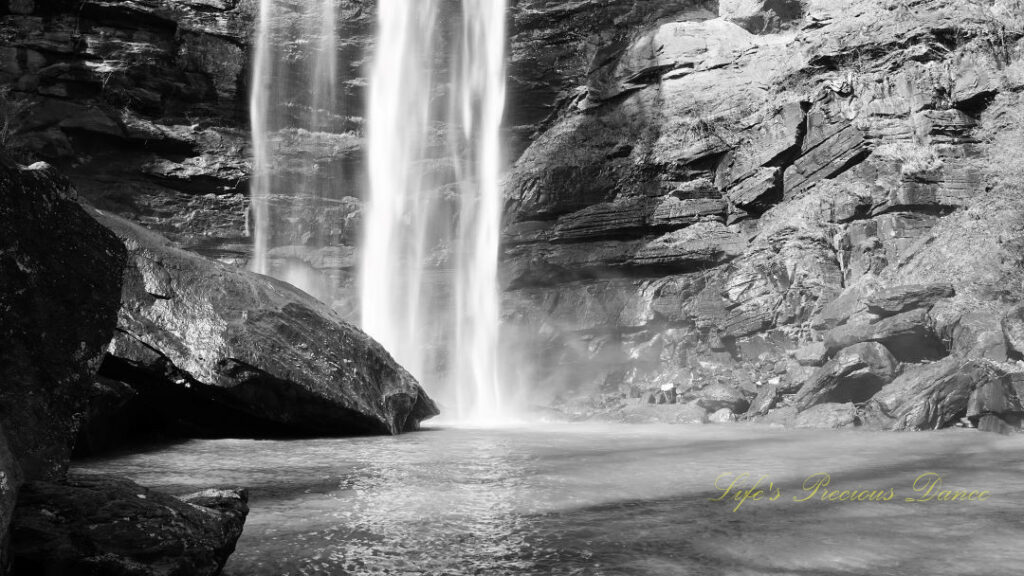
[250, 0, 350, 309]
[362, 0, 508, 422]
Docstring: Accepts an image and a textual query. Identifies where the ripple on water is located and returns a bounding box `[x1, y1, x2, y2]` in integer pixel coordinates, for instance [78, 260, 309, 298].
[75, 423, 1024, 576]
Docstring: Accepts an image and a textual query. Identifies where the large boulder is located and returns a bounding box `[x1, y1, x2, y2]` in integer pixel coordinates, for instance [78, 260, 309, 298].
[0, 159, 126, 480]
[10, 474, 247, 576]
[90, 210, 439, 436]
[861, 357, 999, 431]
[794, 342, 897, 409]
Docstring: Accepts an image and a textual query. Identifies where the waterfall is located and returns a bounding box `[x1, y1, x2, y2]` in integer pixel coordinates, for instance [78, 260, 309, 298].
[362, 0, 508, 422]
[250, 0, 347, 309]
[250, 0, 508, 422]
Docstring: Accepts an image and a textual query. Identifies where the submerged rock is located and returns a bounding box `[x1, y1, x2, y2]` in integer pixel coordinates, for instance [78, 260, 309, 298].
[10, 474, 247, 576]
[0, 159, 126, 480]
[90, 210, 438, 437]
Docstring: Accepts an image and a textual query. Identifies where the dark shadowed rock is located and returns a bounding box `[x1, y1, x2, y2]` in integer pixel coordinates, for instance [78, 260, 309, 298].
[862, 357, 999, 431]
[90, 210, 438, 436]
[10, 474, 247, 576]
[720, 0, 804, 33]
[794, 342, 897, 409]
[0, 426, 21, 572]
[73, 378, 143, 456]
[795, 403, 858, 429]
[824, 308, 945, 362]
[863, 283, 954, 317]
[0, 159, 126, 481]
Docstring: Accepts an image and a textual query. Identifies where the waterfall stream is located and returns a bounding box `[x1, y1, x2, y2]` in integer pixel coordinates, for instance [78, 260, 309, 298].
[250, 0, 348, 309]
[251, 0, 509, 421]
[362, 0, 508, 422]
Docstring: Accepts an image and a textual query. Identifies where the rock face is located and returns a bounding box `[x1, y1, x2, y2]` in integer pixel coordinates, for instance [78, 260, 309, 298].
[0, 159, 126, 481]
[0, 0, 258, 261]
[501, 0, 1024, 432]
[91, 209, 439, 436]
[10, 474, 248, 576]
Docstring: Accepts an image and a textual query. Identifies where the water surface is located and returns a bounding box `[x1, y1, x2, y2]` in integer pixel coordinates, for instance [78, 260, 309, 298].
[77, 423, 1024, 576]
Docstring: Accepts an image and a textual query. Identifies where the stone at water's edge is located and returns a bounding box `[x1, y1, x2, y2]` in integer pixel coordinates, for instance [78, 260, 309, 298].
[90, 210, 439, 436]
[0, 159, 127, 481]
[10, 474, 248, 576]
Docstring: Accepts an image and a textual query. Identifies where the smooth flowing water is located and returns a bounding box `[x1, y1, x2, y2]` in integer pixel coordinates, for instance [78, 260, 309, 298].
[78, 424, 1024, 576]
[250, 0, 348, 306]
[361, 1, 507, 422]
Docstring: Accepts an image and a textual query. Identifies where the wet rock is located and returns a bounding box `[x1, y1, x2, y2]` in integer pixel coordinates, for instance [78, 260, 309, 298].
[862, 283, 955, 317]
[91, 210, 439, 436]
[795, 402, 858, 429]
[862, 357, 999, 431]
[10, 474, 247, 576]
[824, 308, 945, 362]
[0, 160, 126, 481]
[794, 342, 897, 409]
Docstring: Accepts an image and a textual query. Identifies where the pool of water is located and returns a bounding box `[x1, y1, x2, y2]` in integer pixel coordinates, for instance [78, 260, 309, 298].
[76, 423, 1024, 576]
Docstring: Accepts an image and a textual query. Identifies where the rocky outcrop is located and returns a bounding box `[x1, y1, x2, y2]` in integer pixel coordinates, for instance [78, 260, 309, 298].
[862, 358, 1002, 431]
[10, 474, 247, 576]
[794, 342, 897, 409]
[0, 159, 126, 481]
[1, 0, 258, 260]
[91, 209, 438, 436]
[505, 0, 1024, 433]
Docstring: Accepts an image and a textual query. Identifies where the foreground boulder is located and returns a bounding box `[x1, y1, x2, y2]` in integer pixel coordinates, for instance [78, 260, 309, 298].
[11, 474, 247, 576]
[90, 210, 438, 436]
[0, 159, 126, 480]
